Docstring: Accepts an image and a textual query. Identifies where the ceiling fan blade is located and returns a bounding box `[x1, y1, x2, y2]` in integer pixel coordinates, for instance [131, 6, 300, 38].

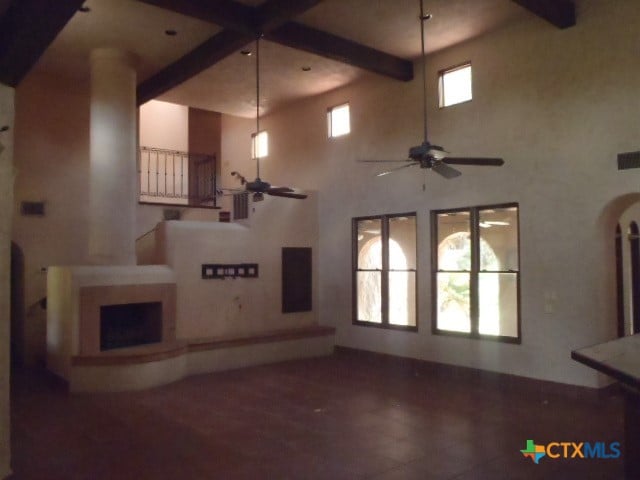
[432, 162, 462, 179]
[267, 190, 308, 199]
[358, 159, 411, 163]
[377, 162, 419, 177]
[218, 187, 245, 193]
[443, 157, 504, 166]
[267, 186, 295, 193]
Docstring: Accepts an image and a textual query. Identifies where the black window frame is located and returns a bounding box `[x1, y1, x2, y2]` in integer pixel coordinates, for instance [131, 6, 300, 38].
[352, 212, 418, 331]
[431, 202, 521, 344]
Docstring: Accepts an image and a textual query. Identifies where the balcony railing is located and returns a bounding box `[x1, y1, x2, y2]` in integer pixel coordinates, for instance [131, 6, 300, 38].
[138, 146, 218, 208]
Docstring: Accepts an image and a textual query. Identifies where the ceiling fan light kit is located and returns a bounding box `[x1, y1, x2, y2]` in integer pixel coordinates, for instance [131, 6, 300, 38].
[358, 0, 505, 180]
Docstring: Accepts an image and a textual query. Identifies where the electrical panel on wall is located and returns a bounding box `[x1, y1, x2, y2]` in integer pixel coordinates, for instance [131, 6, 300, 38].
[201, 263, 259, 279]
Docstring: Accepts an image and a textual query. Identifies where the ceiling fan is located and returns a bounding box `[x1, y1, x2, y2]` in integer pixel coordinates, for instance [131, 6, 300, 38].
[230, 36, 307, 201]
[359, 0, 504, 179]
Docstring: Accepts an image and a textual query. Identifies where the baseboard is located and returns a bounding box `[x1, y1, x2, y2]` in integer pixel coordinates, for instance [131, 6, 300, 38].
[334, 346, 622, 404]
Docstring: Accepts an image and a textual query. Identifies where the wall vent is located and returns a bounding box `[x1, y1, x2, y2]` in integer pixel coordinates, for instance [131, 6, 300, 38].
[20, 201, 45, 216]
[618, 151, 640, 170]
[233, 192, 249, 220]
[163, 209, 181, 221]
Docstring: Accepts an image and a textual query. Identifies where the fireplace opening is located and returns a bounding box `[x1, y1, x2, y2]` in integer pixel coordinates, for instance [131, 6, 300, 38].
[100, 302, 162, 351]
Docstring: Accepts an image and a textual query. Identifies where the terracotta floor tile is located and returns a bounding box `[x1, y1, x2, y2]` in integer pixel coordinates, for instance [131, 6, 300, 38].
[9, 351, 625, 479]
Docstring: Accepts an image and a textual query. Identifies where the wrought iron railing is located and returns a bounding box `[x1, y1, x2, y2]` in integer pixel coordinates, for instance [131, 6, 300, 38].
[138, 146, 218, 208]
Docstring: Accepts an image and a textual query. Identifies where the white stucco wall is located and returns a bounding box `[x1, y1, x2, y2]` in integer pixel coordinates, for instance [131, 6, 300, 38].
[0, 83, 15, 479]
[13, 72, 90, 307]
[160, 191, 319, 339]
[139, 100, 188, 152]
[257, 0, 640, 387]
[12, 73, 90, 367]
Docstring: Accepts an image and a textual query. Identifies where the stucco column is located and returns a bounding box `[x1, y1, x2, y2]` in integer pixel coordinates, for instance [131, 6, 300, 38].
[0, 83, 15, 479]
[88, 48, 138, 265]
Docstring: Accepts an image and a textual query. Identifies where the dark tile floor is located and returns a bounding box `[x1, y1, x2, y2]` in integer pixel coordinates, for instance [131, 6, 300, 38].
[9, 350, 626, 479]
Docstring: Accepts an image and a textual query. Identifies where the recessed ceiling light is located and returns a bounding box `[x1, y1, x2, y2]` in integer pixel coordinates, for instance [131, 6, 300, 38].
[79, 5, 90, 12]
[301, 66, 311, 72]
[165, 29, 177, 36]
[241, 50, 252, 56]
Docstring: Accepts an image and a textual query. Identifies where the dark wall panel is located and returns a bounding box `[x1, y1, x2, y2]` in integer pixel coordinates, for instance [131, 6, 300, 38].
[282, 247, 312, 313]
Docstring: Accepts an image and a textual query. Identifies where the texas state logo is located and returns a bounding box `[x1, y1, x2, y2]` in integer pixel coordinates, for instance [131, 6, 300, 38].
[521, 440, 546, 464]
[520, 439, 621, 464]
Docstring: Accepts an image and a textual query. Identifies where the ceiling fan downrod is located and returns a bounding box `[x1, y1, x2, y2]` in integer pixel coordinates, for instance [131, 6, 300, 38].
[419, 0, 432, 144]
[255, 35, 262, 179]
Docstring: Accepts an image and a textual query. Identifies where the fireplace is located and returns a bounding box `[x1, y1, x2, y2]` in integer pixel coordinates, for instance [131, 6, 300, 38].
[100, 302, 162, 351]
[76, 281, 176, 356]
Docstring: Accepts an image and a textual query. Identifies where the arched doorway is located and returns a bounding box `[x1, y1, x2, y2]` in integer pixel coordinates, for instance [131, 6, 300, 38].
[610, 195, 640, 338]
[631, 222, 640, 334]
[616, 224, 625, 337]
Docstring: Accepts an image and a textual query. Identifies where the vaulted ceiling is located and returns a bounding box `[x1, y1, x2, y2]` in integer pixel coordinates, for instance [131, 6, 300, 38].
[0, 0, 575, 117]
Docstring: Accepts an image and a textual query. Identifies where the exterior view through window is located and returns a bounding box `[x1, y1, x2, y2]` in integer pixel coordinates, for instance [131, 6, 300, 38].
[353, 213, 417, 329]
[432, 204, 520, 342]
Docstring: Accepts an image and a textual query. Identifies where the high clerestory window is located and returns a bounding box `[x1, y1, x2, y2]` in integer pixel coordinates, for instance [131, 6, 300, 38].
[327, 103, 350, 138]
[251, 130, 268, 159]
[439, 62, 472, 108]
[353, 213, 417, 330]
[431, 204, 520, 342]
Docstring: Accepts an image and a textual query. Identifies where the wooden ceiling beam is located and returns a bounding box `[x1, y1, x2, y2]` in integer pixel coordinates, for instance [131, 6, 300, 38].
[137, 0, 413, 102]
[137, 29, 252, 105]
[0, 0, 85, 86]
[266, 22, 413, 82]
[511, 0, 575, 29]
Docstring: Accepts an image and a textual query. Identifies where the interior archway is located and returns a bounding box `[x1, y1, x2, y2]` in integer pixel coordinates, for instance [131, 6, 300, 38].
[609, 195, 640, 337]
[631, 222, 640, 334]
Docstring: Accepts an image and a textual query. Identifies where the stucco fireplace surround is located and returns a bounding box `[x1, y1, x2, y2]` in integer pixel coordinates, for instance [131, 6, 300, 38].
[46, 263, 335, 392]
[79, 283, 175, 355]
[47, 265, 179, 390]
